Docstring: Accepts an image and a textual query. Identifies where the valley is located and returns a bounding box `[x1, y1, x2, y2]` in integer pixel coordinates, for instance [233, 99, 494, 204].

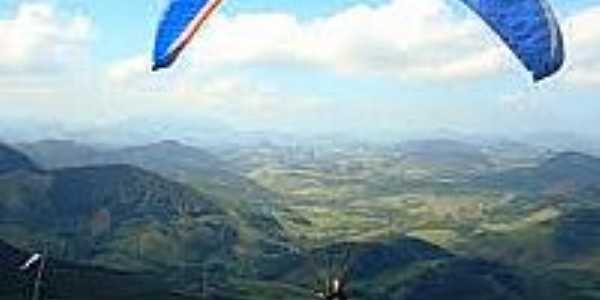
[1, 136, 600, 299]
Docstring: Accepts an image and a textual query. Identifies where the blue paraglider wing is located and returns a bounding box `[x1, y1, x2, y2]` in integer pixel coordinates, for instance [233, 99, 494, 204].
[152, 0, 223, 71]
[460, 0, 564, 81]
[152, 0, 565, 81]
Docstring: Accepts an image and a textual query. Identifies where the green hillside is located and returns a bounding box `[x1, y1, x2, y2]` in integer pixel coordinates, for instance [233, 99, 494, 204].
[3, 140, 600, 299]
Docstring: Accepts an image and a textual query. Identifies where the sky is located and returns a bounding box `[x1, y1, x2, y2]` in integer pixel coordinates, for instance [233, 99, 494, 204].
[0, 0, 599, 140]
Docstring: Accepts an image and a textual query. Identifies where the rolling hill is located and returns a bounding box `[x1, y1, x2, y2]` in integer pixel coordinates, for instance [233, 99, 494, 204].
[397, 139, 492, 171]
[18, 139, 280, 207]
[5, 139, 600, 299]
[17, 139, 290, 249]
[15, 140, 103, 170]
[0, 145, 252, 274]
[253, 236, 575, 300]
[0, 144, 38, 174]
[474, 152, 600, 196]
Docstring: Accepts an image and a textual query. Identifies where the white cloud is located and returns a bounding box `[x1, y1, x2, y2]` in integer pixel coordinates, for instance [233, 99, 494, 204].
[104, 0, 600, 128]
[106, 0, 554, 126]
[0, 3, 91, 74]
[109, 0, 516, 85]
[105, 56, 324, 125]
[188, 0, 509, 81]
[501, 89, 543, 113]
[561, 6, 600, 87]
[168, 75, 326, 125]
[107, 55, 148, 83]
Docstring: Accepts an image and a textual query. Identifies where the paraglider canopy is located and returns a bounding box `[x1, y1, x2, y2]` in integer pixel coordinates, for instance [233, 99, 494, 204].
[459, 0, 564, 81]
[152, 0, 565, 81]
[152, 0, 223, 71]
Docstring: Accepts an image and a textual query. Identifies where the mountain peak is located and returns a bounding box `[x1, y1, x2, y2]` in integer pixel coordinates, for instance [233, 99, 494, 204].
[543, 152, 600, 167]
[398, 139, 490, 169]
[150, 139, 184, 148]
[131, 140, 210, 154]
[476, 151, 600, 194]
[0, 143, 38, 173]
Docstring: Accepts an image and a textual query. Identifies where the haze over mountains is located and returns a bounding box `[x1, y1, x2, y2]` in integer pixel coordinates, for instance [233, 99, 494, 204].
[1, 134, 600, 300]
[476, 152, 600, 195]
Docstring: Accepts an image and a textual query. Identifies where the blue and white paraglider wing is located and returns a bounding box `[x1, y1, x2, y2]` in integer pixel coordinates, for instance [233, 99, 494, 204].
[461, 0, 564, 81]
[152, 0, 223, 71]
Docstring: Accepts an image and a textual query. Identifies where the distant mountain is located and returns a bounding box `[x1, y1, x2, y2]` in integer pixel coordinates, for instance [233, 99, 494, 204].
[0, 163, 234, 269]
[18, 139, 287, 241]
[102, 140, 232, 183]
[520, 131, 600, 155]
[0, 144, 38, 174]
[18, 139, 288, 244]
[19, 139, 279, 204]
[0, 145, 246, 271]
[49, 164, 221, 222]
[479, 139, 549, 167]
[16, 139, 103, 170]
[9, 138, 600, 299]
[397, 139, 491, 170]
[69, 115, 236, 147]
[475, 152, 600, 195]
[0, 144, 293, 279]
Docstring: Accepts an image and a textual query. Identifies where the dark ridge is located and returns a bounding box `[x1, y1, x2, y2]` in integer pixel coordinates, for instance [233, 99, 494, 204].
[0, 143, 38, 174]
[257, 237, 454, 281]
[540, 151, 600, 171]
[474, 151, 600, 194]
[397, 139, 491, 169]
[47, 164, 222, 222]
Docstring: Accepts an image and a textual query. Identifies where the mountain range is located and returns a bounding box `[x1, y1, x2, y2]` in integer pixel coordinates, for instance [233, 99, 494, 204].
[2, 139, 600, 299]
[475, 151, 600, 196]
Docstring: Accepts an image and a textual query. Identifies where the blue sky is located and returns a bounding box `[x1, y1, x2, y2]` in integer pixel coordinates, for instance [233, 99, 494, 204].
[0, 0, 599, 140]
[43, 0, 597, 64]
